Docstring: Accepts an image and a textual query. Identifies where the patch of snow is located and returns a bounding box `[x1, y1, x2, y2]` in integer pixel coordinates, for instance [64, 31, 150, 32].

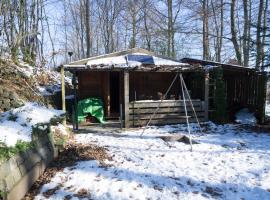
[235, 108, 257, 125]
[51, 123, 69, 136]
[17, 62, 35, 77]
[0, 103, 65, 147]
[65, 95, 74, 100]
[35, 122, 270, 200]
[36, 84, 62, 96]
[203, 65, 219, 70]
[36, 86, 53, 96]
[153, 56, 184, 66]
[265, 101, 270, 117]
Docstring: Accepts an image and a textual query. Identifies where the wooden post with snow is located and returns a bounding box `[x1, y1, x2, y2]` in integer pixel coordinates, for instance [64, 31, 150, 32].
[204, 70, 209, 121]
[124, 71, 130, 128]
[61, 65, 66, 126]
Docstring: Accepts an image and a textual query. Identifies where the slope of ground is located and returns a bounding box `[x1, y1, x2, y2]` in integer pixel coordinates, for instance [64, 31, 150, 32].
[33, 122, 270, 200]
[0, 58, 71, 112]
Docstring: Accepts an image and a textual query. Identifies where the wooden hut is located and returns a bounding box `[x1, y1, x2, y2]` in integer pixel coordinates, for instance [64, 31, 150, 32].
[62, 48, 209, 128]
[61, 48, 267, 128]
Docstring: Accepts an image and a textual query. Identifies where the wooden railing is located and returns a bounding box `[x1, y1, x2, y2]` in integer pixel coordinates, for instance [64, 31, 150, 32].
[129, 99, 206, 126]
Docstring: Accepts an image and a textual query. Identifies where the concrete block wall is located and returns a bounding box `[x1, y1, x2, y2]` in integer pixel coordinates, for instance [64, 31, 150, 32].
[0, 123, 58, 200]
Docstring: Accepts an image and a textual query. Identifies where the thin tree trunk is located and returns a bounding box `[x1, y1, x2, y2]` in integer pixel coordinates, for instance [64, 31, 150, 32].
[256, 0, 264, 69]
[203, 0, 210, 60]
[230, 0, 242, 65]
[243, 0, 249, 67]
[85, 0, 91, 57]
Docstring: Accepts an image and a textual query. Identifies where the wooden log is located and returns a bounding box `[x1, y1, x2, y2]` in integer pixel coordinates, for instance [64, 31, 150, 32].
[131, 117, 205, 126]
[129, 107, 203, 114]
[159, 135, 199, 144]
[130, 100, 202, 108]
[129, 112, 205, 120]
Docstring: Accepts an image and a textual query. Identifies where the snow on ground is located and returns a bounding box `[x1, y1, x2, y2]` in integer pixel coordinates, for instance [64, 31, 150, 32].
[265, 101, 270, 117]
[0, 103, 64, 146]
[235, 108, 257, 125]
[35, 122, 270, 200]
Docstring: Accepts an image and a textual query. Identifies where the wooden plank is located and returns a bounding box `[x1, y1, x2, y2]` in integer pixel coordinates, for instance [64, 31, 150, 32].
[130, 100, 202, 108]
[129, 107, 203, 114]
[129, 112, 205, 120]
[131, 117, 206, 126]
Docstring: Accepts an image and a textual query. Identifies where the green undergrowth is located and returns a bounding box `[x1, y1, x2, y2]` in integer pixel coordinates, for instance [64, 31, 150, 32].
[0, 141, 34, 161]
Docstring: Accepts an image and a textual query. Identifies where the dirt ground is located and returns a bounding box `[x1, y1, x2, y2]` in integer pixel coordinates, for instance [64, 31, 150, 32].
[23, 140, 111, 200]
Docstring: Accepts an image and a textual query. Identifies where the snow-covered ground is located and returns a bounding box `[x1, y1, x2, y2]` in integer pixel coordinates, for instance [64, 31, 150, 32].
[265, 101, 270, 117]
[0, 103, 64, 146]
[235, 108, 257, 125]
[35, 122, 270, 200]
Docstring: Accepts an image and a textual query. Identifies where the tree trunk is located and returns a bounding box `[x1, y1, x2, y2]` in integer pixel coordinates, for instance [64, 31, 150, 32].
[255, 0, 264, 69]
[203, 0, 210, 60]
[167, 0, 173, 57]
[85, 0, 91, 57]
[243, 0, 249, 67]
[230, 0, 242, 65]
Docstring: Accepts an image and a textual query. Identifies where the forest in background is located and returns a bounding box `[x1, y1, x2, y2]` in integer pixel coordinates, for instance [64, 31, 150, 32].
[0, 0, 269, 69]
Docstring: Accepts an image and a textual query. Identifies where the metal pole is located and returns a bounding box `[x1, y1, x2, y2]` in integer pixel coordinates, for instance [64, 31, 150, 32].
[181, 74, 203, 135]
[180, 73, 193, 152]
[140, 73, 179, 137]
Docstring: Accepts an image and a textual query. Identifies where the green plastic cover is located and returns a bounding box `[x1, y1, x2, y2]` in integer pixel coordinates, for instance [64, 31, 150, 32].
[77, 98, 105, 123]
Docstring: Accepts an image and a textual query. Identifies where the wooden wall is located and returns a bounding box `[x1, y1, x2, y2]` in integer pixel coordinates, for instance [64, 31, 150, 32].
[77, 71, 110, 116]
[129, 72, 204, 101]
[222, 68, 267, 123]
[129, 100, 205, 126]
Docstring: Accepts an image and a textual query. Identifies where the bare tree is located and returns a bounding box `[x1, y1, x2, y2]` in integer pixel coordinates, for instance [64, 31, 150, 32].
[230, 0, 242, 65]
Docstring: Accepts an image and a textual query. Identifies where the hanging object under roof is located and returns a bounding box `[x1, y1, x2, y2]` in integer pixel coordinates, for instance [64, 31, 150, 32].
[126, 54, 155, 65]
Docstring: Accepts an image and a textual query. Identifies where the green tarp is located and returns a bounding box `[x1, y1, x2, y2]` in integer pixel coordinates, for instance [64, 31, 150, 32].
[77, 98, 105, 123]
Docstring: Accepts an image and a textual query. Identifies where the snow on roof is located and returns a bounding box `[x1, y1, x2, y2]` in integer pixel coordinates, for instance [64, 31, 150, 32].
[86, 54, 185, 68]
[67, 48, 188, 70]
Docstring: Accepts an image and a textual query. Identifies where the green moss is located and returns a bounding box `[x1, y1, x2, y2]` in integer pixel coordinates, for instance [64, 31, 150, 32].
[0, 190, 7, 199]
[0, 141, 33, 161]
[212, 68, 228, 124]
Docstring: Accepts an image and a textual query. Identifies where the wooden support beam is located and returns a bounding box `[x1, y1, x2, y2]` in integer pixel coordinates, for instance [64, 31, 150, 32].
[124, 71, 130, 128]
[204, 71, 209, 121]
[61, 66, 66, 126]
[73, 73, 79, 130]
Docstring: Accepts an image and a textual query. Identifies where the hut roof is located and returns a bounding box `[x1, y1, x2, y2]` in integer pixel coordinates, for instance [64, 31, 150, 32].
[63, 48, 201, 72]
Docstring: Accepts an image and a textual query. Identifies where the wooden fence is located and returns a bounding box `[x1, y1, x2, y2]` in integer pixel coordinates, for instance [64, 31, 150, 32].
[222, 68, 267, 123]
[129, 99, 206, 126]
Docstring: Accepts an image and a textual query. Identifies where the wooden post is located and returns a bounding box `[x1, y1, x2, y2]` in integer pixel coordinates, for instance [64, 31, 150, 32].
[61, 66, 66, 126]
[204, 71, 209, 121]
[120, 103, 123, 129]
[73, 72, 79, 130]
[124, 71, 130, 128]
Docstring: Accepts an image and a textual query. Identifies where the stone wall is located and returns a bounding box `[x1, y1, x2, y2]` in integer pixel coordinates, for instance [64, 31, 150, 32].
[0, 86, 23, 112]
[0, 123, 58, 200]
